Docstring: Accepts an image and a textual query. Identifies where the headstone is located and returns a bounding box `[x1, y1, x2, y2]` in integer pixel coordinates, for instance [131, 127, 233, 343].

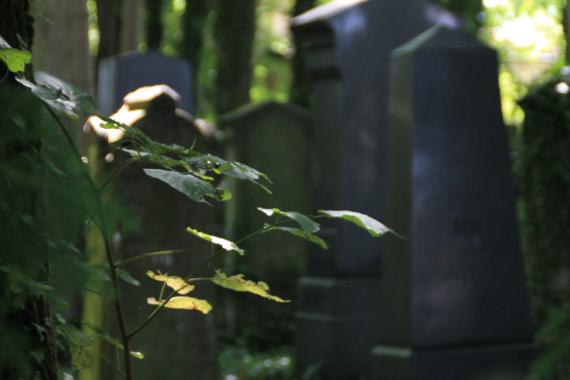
[89, 86, 218, 380]
[98, 52, 193, 115]
[370, 26, 535, 380]
[219, 101, 312, 347]
[291, 0, 427, 378]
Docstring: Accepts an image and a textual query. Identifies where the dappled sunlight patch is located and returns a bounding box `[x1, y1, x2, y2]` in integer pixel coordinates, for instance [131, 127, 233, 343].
[186, 227, 245, 255]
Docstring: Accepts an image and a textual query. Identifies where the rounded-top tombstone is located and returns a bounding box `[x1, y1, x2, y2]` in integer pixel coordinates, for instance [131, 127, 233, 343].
[219, 100, 312, 346]
[98, 51, 193, 115]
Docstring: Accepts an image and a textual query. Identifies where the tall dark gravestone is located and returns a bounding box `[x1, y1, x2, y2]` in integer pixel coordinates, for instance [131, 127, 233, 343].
[98, 51, 193, 114]
[219, 101, 312, 346]
[291, 1, 427, 378]
[370, 26, 535, 380]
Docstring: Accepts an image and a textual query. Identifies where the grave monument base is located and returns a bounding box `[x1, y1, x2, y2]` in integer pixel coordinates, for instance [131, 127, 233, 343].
[371, 343, 536, 380]
[296, 277, 380, 379]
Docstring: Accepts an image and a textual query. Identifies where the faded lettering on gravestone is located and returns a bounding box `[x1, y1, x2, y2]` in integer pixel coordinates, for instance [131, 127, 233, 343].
[371, 26, 535, 380]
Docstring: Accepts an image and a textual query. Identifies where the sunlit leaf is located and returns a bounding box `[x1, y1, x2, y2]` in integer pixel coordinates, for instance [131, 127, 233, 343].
[0, 48, 31, 73]
[147, 296, 212, 314]
[219, 188, 232, 201]
[186, 227, 244, 255]
[116, 268, 140, 286]
[318, 210, 391, 237]
[264, 226, 328, 249]
[146, 270, 194, 294]
[258, 207, 319, 233]
[130, 351, 145, 360]
[0, 37, 31, 73]
[211, 270, 289, 303]
[144, 169, 219, 204]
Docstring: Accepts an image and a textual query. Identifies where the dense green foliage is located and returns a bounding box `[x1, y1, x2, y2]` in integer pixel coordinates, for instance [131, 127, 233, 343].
[518, 76, 570, 380]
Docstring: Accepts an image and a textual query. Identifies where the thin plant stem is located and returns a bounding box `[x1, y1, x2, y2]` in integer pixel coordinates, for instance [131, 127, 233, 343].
[45, 105, 133, 380]
[98, 157, 136, 191]
[116, 248, 203, 266]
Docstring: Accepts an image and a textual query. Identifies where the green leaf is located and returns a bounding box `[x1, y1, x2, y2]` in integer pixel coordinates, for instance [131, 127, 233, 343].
[258, 208, 320, 233]
[143, 169, 219, 204]
[218, 188, 232, 201]
[84, 324, 144, 360]
[0, 48, 31, 73]
[0, 265, 54, 295]
[186, 227, 244, 255]
[265, 226, 328, 249]
[116, 268, 140, 286]
[187, 155, 272, 193]
[59, 323, 93, 370]
[147, 296, 212, 313]
[130, 351, 145, 360]
[146, 271, 195, 294]
[35, 71, 97, 115]
[15, 77, 78, 118]
[211, 270, 289, 303]
[318, 210, 391, 237]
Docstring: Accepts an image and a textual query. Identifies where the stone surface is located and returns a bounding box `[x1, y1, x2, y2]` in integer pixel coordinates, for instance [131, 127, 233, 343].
[98, 51, 193, 114]
[219, 101, 312, 346]
[291, 0, 428, 378]
[371, 26, 535, 379]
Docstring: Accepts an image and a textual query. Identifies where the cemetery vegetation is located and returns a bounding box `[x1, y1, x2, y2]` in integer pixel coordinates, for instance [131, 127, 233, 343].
[0, 37, 394, 379]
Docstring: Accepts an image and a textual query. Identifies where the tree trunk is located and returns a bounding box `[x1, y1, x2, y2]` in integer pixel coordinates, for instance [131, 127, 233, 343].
[181, 0, 210, 109]
[1, 2, 59, 379]
[562, 1, 570, 65]
[213, 0, 257, 115]
[120, 0, 141, 53]
[290, 0, 317, 108]
[32, 0, 93, 146]
[0, 0, 34, 52]
[144, 0, 163, 51]
[96, 0, 122, 60]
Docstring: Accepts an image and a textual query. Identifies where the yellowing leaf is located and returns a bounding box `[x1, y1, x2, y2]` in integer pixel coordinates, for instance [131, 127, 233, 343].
[186, 227, 244, 255]
[211, 270, 289, 303]
[147, 296, 212, 314]
[146, 271, 194, 294]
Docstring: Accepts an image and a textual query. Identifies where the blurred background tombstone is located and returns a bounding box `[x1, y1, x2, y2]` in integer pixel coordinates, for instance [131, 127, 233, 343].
[370, 26, 535, 380]
[98, 51, 193, 115]
[87, 83, 218, 380]
[290, 0, 427, 378]
[218, 100, 312, 349]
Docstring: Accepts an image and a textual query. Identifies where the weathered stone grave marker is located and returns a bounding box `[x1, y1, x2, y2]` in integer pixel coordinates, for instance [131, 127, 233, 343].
[370, 26, 535, 380]
[98, 51, 193, 115]
[95, 52, 214, 379]
[219, 100, 312, 346]
[291, 0, 427, 378]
